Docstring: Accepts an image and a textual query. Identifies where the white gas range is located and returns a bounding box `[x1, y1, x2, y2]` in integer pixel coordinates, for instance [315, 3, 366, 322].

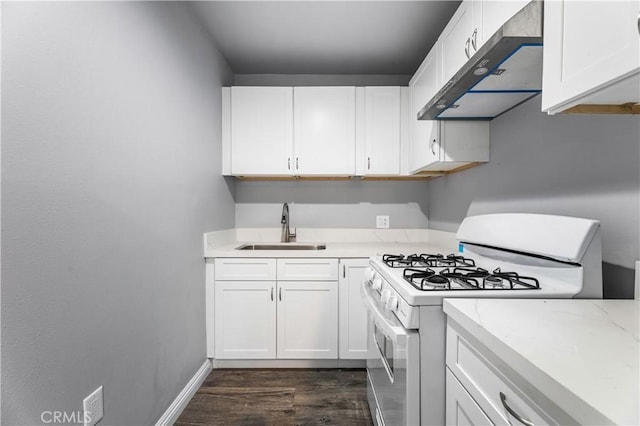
[362, 213, 602, 426]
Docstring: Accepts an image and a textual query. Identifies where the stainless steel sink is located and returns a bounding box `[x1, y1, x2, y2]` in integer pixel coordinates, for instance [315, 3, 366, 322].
[235, 243, 327, 251]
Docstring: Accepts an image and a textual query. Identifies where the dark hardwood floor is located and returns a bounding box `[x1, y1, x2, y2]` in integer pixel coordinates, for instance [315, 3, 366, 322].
[175, 369, 373, 426]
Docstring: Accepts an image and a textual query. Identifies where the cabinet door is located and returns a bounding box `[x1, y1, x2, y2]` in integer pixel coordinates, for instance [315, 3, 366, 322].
[409, 43, 441, 173]
[214, 281, 276, 359]
[293, 87, 356, 175]
[542, 0, 640, 113]
[446, 368, 494, 426]
[440, 1, 475, 86]
[338, 259, 372, 359]
[481, 1, 529, 50]
[364, 87, 401, 175]
[277, 281, 338, 359]
[231, 87, 293, 175]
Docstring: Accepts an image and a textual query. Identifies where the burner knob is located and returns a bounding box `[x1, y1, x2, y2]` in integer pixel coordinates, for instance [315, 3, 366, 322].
[372, 276, 383, 291]
[386, 295, 399, 312]
[364, 268, 375, 284]
[381, 289, 391, 305]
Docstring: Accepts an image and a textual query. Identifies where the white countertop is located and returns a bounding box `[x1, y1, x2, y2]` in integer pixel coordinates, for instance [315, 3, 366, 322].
[443, 299, 640, 426]
[204, 228, 457, 258]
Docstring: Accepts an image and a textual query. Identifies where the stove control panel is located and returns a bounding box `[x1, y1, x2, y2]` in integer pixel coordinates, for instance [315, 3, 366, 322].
[365, 265, 420, 329]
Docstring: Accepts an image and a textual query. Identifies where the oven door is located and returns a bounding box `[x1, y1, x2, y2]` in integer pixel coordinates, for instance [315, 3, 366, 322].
[361, 281, 419, 426]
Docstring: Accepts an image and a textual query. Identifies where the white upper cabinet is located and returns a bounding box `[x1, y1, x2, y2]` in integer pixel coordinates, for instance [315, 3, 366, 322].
[439, 1, 479, 86]
[293, 87, 356, 176]
[410, 39, 489, 174]
[481, 1, 530, 46]
[541, 0, 640, 113]
[364, 87, 401, 175]
[409, 42, 441, 174]
[228, 87, 293, 176]
[439, 0, 530, 87]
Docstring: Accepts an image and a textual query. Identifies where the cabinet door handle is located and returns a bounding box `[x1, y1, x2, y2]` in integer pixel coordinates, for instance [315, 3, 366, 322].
[464, 38, 471, 59]
[500, 392, 534, 426]
[279, 287, 282, 301]
[471, 28, 478, 51]
[431, 139, 437, 156]
[367, 157, 371, 170]
[637, 12, 640, 36]
[271, 287, 274, 301]
[296, 157, 299, 170]
[288, 157, 291, 170]
[343, 264, 346, 278]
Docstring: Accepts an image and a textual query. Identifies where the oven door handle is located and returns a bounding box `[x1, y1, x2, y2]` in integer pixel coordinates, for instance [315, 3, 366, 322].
[361, 281, 408, 343]
[374, 330, 395, 384]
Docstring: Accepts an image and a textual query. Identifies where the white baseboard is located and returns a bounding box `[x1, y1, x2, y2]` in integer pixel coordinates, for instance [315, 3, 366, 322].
[211, 359, 366, 369]
[155, 359, 212, 426]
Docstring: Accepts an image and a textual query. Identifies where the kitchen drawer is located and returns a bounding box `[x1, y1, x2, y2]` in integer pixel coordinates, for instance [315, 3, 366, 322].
[446, 367, 494, 426]
[277, 258, 339, 281]
[446, 324, 552, 426]
[214, 258, 276, 281]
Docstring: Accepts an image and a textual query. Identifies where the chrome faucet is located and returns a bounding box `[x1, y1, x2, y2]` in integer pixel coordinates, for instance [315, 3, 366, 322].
[281, 203, 297, 243]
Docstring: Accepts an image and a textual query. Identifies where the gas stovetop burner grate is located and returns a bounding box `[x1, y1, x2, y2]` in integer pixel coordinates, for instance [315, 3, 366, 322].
[420, 254, 476, 268]
[383, 253, 476, 269]
[402, 266, 541, 291]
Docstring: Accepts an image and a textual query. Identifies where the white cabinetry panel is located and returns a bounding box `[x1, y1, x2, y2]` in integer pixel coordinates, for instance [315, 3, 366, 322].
[277, 258, 339, 281]
[542, 0, 640, 113]
[214, 281, 276, 359]
[440, 1, 476, 86]
[364, 87, 401, 175]
[481, 1, 529, 47]
[339, 259, 371, 359]
[293, 87, 356, 175]
[446, 325, 553, 426]
[214, 258, 277, 281]
[276, 281, 338, 359]
[446, 369, 494, 426]
[230, 87, 293, 175]
[409, 42, 441, 174]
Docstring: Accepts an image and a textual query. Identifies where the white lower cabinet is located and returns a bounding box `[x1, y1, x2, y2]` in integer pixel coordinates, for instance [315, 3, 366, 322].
[276, 281, 338, 359]
[446, 324, 555, 426]
[338, 259, 371, 359]
[212, 258, 349, 360]
[214, 281, 276, 359]
[446, 368, 494, 426]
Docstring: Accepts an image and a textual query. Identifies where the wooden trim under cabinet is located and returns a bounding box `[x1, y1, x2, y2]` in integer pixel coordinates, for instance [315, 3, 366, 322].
[562, 103, 640, 115]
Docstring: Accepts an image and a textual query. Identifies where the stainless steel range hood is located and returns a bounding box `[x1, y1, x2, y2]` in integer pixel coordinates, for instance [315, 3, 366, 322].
[418, 1, 543, 121]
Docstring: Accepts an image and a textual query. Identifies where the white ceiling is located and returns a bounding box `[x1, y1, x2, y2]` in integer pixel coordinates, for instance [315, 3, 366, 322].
[191, 1, 461, 75]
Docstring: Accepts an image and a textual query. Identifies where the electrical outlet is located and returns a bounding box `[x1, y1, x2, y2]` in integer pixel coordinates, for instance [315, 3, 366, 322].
[83, 386, 104, 426]
[376, 215, 389, 229]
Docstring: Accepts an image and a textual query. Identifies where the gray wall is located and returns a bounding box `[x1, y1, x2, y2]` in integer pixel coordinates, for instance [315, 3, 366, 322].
[235, 180, 429, 229]
[2, 3, 233, 425]
[428, 97, 640, 298]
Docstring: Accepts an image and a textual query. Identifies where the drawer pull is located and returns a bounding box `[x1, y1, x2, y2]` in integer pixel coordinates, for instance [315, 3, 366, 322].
[500, 392, 534, 426]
